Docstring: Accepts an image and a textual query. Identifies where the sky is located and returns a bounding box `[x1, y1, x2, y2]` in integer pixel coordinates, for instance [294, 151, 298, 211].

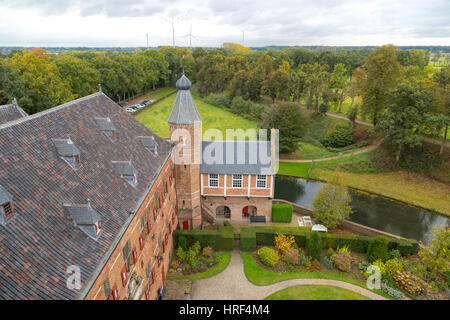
[0, 0, 449, 47]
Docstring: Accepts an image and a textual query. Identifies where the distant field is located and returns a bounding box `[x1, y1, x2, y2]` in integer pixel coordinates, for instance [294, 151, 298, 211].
[134, 92, 259, 139]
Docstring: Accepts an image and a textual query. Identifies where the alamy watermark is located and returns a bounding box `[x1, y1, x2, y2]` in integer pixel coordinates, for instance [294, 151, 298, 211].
[66, 265, 81, 291]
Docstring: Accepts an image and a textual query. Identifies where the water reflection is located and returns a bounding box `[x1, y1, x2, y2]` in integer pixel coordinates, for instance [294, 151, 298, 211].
[275, 176, 449, 244]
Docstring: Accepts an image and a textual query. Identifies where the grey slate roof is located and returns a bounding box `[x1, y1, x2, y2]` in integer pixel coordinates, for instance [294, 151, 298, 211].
[167, 74, 201, 124]
[139, 136, 157, 148]
[53, 138, 81, 157]
[0, 99, 28, 125]
[95, 117, 116, 132]
[112, 161, 138, 176]
[200, 140, 275, 175]
[0, 92, 172, 300]
[63, 204, 101, 226]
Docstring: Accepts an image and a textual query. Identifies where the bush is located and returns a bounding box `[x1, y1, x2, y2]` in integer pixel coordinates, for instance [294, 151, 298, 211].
[385, 259, 403, 277]
[331, 253, 352, 272]
[186, 248, 197, 264]
[202, 246, 214, 257]
[258, 247, 279, 267]
[178, 236, 187, 251]
[367, 236, 389, 263]
[298, 250, 312, 266]
[308, 259, 322, 272]
[176, 247, 186, 262]
[393, 271, 432, 296]
[206, 93, 231, 108]
[321, 124, 354, 148]
[326, 248, 334, 259]
[337, 246, 350, 255]
[381, 282, 405, 299]
[191, 241, 201, 255]
[324, 255, 334, 269]
[274, 233, 295, 252]
[389, 249, 402, 260]
[271, 204, 293, 222]
[283, 248, 300, 265]
[306, 232, 323, 261]
[319, 103, 329, 114]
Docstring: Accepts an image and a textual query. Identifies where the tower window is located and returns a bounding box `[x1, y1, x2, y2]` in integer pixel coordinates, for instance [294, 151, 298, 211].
[232, 174, 243, 188]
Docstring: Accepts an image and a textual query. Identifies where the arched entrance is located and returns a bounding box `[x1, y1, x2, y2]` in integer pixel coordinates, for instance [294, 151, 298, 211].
[242, 206, 257, 219]
[216, 206, 231, 219]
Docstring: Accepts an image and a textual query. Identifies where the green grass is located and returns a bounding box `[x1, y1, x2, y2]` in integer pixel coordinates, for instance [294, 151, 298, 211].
[148, 87, 176, 100]
[265, 285, 370, 300]
[167, 252, 231, 280]
[242, 253, 392, 299]
[135, 93, 259, 139]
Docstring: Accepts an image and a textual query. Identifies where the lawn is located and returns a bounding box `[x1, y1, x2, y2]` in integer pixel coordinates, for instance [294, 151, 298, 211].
[167, 252, 231, 280]
[242, 253, 391, 299]
[134, 93, 259, 139]
[278, 150, 450, 216]
[265, 285, 370, 300]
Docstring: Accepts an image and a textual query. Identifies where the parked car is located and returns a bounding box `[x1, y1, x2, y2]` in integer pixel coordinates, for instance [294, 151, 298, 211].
[125, 107, 134, 113]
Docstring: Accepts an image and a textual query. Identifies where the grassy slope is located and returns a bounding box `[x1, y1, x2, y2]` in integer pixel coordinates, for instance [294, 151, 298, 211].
[278, 151, 450, 216]
[135, 93, 259, 139]
[242, 253, 391, 299]
[265, 285, 369, 300]
[167, 252, 231, 280]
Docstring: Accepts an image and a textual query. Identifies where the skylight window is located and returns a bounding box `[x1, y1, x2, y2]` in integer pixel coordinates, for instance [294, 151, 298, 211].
[138, 136, 158, 155]
[53, 138, 81, 169]
[63, 203, 102, 240]
[112, 161, 138, 186]
[95, 117, 116, 139]
[0, 184, 14, 225]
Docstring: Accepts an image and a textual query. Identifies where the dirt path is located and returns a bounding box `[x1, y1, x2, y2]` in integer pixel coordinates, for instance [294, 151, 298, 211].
[190, 250, 387, 300]
[281, 138, 384, 163]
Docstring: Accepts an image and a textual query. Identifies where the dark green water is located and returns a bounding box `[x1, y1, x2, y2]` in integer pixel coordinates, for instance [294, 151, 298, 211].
[275, 176, 449, 244]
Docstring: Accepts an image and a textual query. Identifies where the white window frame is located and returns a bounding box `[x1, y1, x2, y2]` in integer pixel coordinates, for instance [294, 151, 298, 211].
[94, 221, 101, 235]
[232, 174, 243, 188]
[256, 175, 267, 189]
[209, 174, 219, 188]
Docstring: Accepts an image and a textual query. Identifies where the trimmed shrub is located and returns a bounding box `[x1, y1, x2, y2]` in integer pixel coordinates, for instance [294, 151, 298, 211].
[271, 204, 293, 222]
[173, 225, 234, 251]
[385, 259, 403, 277]
[176, 246, 186, 262]
[218, 225, 234, 251]
[306, 232, 323, 261]
[367, 236, 389, 263]
[202, 246, 214, 257]
[178, 236, 187, 251]
[240, 229, 256, 251]
[258, 247, 279, 267]
[331, 253, 352, 272]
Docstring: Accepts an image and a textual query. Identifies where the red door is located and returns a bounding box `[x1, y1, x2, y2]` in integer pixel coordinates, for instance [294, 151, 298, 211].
[182, 220, 189, 230]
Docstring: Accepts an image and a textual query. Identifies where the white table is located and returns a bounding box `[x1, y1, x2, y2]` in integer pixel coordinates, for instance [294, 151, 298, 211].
[311, 224, 328, 232]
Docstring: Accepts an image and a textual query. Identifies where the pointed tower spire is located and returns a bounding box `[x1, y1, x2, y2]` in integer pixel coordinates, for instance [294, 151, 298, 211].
[167, 74, 201, 124]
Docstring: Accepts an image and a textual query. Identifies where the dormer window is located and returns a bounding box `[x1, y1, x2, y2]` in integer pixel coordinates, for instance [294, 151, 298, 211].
[53, 138, 81, 169]
[139, 136, 158, 155]
[0, 184, 14, 225]
[63, 202, 102, 240]
[112, 161, 138, 187]
[95, 117, 116, 139]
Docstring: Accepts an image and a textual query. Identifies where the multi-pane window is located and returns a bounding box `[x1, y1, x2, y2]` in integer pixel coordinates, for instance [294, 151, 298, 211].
[209, 174, 219, 187]
[232, 174, 242, 188]
[256, 175, 267, 188]
[1, 202, 13, 218]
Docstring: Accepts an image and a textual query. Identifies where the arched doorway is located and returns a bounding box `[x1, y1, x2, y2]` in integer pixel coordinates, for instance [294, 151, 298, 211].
[242, 206, 257, 219]
[216, 206, 231, 219]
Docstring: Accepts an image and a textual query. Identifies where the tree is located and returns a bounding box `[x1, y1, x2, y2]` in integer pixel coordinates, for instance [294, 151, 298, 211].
[329, 63, 348, 113]
[346, 105, 359, 127]
[263, 103, 306, 153]
[304, 63, 329, 113]
[361, 44, 402, 126]
[431, 66, 450, 154]
[380, 80, 433, 162]
[418, 226, 450, 273]
[222, 42, 251, 55]
[312, 171, 353, 229]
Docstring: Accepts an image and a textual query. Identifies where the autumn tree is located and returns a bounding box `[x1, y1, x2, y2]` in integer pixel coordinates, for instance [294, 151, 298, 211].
[329, 63, 348, 113]
[312, 171, 353, 229]
[361, 44, 402, 126]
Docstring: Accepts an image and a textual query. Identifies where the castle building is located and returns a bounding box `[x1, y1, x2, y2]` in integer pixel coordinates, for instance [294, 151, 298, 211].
[168, 73, 275, 228]
[0, 92, 177, 300]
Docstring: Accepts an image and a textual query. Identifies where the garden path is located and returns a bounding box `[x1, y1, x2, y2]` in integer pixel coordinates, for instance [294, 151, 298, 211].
[190, 249, 387, 300]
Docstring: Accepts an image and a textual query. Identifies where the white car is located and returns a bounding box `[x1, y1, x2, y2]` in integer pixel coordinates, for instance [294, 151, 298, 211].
[125, 107, 134, 113]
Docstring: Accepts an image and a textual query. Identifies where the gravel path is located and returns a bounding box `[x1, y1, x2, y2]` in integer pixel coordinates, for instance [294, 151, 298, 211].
[190, 249, 387, 300]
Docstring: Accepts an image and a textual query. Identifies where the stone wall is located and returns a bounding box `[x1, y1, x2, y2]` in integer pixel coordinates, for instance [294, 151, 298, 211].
[203, 195, 272, 222]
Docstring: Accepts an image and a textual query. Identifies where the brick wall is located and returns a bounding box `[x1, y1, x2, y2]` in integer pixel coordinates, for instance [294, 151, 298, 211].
[202, 174, 273, 198]
[85, 154, 178, 300]
[203, 195, 272, 222]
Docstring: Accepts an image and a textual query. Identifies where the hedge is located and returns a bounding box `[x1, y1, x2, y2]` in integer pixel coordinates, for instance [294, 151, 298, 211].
[173, 223, 234, 251]
[271, 203, 293, 222]
[239, 227, 418, 256]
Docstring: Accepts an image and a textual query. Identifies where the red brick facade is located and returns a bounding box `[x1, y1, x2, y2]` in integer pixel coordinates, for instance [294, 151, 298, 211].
[85, 154, 178, 300]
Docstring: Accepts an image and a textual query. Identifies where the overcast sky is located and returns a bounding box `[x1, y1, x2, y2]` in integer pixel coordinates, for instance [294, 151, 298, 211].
[0, 0, 449, 47]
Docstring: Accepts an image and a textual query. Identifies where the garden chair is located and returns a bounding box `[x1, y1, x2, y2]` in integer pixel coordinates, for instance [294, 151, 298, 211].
[303, 216, 312, 227]
[297, 217, 305, 227]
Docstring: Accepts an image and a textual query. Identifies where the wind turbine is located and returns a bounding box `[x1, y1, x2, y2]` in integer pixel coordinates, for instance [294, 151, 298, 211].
[162, 16, 182, 47]
[183, 24, 199, 49]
